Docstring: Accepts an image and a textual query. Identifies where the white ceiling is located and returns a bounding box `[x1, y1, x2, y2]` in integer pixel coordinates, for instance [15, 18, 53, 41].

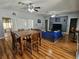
[0, 0, 79, 15]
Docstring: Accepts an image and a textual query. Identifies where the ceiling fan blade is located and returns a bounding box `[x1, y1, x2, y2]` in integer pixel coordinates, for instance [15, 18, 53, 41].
[34, 9, 38, 12]
[29, 3, 34, 5]
[18, 2, 21, 4]
[18, 2, 28, 5]
[18, 2, 25, 5]
[35, 7, 40, 9]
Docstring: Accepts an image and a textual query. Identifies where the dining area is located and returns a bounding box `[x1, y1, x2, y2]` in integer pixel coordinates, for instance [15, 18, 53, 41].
[0, 28, 75, 59]
[10, 29, 42, 56]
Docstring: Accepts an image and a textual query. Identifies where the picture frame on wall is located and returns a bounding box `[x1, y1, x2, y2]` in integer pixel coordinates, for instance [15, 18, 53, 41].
[55, 17, 60, 22]
[37, 19, 41, 23]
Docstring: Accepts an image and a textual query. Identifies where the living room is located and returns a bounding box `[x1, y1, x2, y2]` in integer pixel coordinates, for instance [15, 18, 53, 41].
[0, 0, 79, 59]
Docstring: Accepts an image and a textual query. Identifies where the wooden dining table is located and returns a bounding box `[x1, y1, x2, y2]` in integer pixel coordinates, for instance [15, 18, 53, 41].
[15, 30, 41, 54]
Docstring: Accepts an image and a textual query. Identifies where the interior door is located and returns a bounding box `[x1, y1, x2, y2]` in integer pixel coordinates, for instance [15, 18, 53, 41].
[45, 20, 48, 31]
[69, 18, 78, 33]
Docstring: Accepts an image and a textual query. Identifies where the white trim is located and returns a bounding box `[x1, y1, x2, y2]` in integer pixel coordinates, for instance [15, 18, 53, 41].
[0, 37, 4, 39]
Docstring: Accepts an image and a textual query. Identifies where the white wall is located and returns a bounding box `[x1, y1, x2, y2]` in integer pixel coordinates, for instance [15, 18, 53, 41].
[0, 9, 45, 32]
[33, 15, 45, 31]
[1, 8, 79, 36]
[0, 19, 4, 38]
[45, 12, 79, 34]
[55, 12, 79, 34]
[76, 18, 79, 30]
[42, 16, 50, 31]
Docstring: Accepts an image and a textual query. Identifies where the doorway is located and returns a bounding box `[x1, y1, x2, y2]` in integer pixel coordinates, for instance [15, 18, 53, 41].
[69, 18, 78, 32]
[69, 18, 78, 41]
[2, 17, 12, 33]
[45, 20, 48, 31]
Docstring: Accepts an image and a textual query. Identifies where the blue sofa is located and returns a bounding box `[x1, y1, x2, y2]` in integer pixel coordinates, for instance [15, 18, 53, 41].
[42, 31, 63, 42]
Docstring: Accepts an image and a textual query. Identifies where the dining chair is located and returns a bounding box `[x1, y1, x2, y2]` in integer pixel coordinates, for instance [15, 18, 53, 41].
[23, 37, 27, 50]
[31, 33, 39, 52]
[10, 31, 22, 55]
[25, 34, 32, 54]
[38, 32, 41, 46]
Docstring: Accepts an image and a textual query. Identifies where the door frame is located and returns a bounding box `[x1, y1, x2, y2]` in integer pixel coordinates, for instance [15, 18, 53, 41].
[69, 18, 78, 33]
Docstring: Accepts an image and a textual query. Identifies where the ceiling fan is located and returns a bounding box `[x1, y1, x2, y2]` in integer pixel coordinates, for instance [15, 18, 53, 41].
[18, 2, 40, 12]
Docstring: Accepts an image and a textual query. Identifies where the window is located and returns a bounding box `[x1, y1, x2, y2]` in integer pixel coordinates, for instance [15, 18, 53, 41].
[2, 17, 12, 29]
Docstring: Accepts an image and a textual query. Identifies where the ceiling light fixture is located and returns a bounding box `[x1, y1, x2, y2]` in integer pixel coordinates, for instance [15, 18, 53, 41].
[28, 8, 34, 12]
[51, 15, 56, 17]
[28, 3, 35, 12]
[18, 2, 40, 12]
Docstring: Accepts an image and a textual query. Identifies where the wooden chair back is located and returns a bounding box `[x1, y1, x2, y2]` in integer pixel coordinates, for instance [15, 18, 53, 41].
[10, 31, 22, 55]
[37, 32, 41, 46]
[31, 33, 38, 42]
[10, 31, 17, 50]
